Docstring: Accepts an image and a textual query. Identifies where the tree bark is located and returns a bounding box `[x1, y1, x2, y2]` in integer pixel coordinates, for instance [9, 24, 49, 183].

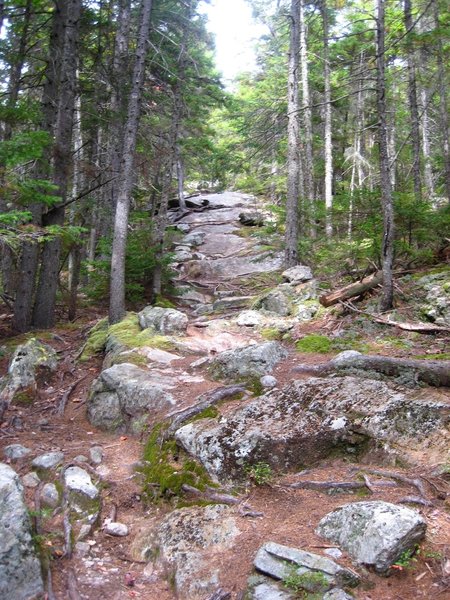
[375, 0, 395, 311]
[285, 0, 300, 267]
[109, 0, 153, 323]
[319, 271, 383, 307]
[321, 0, 333, 237]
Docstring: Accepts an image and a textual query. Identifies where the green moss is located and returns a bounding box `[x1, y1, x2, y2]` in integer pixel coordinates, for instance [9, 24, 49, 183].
[260, 327, 283, 341]
[80, 318, 108, 360]
[154, 295, 176, 309]
[413, 353, 450, 360]
[187, 406, 219, 423]
[12, 388, 35, 405]
[296, 334, 333, 353]
[110, 352, 148, 367]
[108, 313, 174, 351]
[283, 568, 330, 596]
[140, 423, 216, 504]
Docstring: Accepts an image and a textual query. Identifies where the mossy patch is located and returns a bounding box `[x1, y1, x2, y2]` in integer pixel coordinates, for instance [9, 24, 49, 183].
[109, 352, 148, 367]
[187, 406, 219, 423]
[260, 327, 283, 341]
[108, 313, 174, 351]
[296, 334, 333, 353]
[139, 423, 217, 505]
[80, 318, 108, 360]
[12, 387, 35, 405]
[154, 295, 176, 309]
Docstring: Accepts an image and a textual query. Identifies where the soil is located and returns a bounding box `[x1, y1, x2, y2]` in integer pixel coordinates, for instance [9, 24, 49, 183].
[0, 192, 449, 600]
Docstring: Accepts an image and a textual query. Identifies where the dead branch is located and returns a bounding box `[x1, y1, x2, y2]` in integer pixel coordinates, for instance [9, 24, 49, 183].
[319, 271, 383, 307]
[63, 510, 72, 559]
[361, 468, 427, 496]
[287, 480, 371, 492]
[56, 376, 86, 416]
[165, 384, 246, 438]
[293, 353, 450, 387]
[181, 484, 239, 505]
[398, 496, 434, 507]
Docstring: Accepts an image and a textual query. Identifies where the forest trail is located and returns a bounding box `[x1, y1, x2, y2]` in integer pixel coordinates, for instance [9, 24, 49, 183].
[1, 192, 450, 600]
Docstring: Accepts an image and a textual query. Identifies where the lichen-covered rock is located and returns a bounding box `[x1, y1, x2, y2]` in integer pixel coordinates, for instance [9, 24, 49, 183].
[213, 296, 254, 312]
[282, 265, 313, 284]
[254, 542, 360, 590]
[208, 341, 288, 383]
[138, 306, 188, 335]
[3, 444, 31, 461]
[131, 504, 239, 599]
[417, 271, 450, 326]
[236, 310, 264, 327]
[251, 582, 292, 599]
[0, 463, 44, 600]
[256, 289, 292, 316]
[41, 482, 59, 508]
[181, 230, 206, 247]
[175, 376, 450, 483]
[0, 338, 58, 404]
[31, 450, 64, 471]
[316, 501, 426, 573]
[87, 363, 175, 433]
[64, 466, 100, 532]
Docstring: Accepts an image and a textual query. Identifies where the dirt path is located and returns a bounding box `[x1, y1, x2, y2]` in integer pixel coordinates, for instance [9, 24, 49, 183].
[1, 192, 449, 600]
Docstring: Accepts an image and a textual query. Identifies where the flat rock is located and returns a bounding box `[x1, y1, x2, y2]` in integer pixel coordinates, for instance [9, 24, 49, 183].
[175, 376, 449, 483]
[87, 363, 175, 433]
[252, 582, 292, 599]
[3, 444, 31, 461]
[208, 341, 288, 382]
[31, 450, 64, 470]
[181, 231, 206, 247]
[254, 542, 359, 590]
[132, 504, 239, 599]
[64, 466, 99, 500]
[41, 482, 59, 508]
[0, 463, 44, 600]
[104, 522, 129, 537]
[236, 310, 264, 327]
[213, 296, 254, 312]
[316, 501, 427, 573]
[22, 472, 40, 488]
[282, 265, 313, 283]
[138, 306, 188, 335]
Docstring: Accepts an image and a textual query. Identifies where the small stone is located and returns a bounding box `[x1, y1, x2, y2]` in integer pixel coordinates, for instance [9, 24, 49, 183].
[31, 451, 64, 470]
[3, 444, 31, 461]
[64, 466, 99, 500]
[75, 541, 91, 557]
[324, 548, 343, 560]
[74, 455, 89, 463]
[38, 418, 49, 427]
[181, 231, 206, 247]
[260, 375, 277, 389]
[22, 472, 40, 488]
[253, 582, 292, 599]
[323, 589, 355, 600]
[282, 265, 313, 284]
[41, 483, 59, 508]
[77, 524, 92, 541]
[176, 223, 190, 233]
[236, 310, 263, 327]
[104, 522, 129, 537]
[89, 446, 103, 465]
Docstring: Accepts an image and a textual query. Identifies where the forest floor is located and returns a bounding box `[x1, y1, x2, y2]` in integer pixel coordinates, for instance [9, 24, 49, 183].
[0, 193, 449, 600]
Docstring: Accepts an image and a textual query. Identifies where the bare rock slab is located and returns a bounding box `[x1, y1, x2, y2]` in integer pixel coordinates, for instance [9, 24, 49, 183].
[208, 341, 288, 382]
[132, 504, 239, 599]
[87, 363, 175, 433]
[316, 501, 426, 573]
[254, 542, 359, 590]
[0, 463, 44, 600]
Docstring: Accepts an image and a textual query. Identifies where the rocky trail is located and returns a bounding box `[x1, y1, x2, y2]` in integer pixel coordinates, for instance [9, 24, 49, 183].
[1, 192, 450, 600]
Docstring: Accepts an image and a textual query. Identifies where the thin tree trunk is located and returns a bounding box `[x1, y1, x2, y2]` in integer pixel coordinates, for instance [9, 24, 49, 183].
[109, 0, 153, 324]
[176, 147, 186, 211]
[433, 1, 449, 203]
[32, 0, 82, 328]
[299, 0, 314, 237]
[321, 0, 333, 238]
[285, 0, 300, 267]
[376, 0, 395, 311]
[404, 0, 422, 200]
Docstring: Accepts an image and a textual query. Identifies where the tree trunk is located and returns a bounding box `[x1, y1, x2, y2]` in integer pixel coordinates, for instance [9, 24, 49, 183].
[404, 0, 422, 200]
[299, 0, 314, 236]
[375, 0, 395, 311]
[109, 0, 153, 324]
[32, 0, 82, 328]
[319, 271, 383, 307]
[285, 0, 300, 267]
[321, 0, 333, 238]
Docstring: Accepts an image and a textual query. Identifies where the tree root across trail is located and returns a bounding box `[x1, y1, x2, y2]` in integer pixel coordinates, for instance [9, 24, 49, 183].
[293, 353, 450, 387]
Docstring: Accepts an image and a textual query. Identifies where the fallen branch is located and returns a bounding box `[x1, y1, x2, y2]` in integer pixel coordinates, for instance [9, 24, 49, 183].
[399, 496, 434, 507]
[287, 480, 371, 493]
[56, 376, 86, 416]
[361, 468, 427, 497]
[319, 271, 383, 307]
[165, 384, 246, 438]
[293, 353, 450, 387]
[181, 484, 239, 505]
[206, 590, 231, 600]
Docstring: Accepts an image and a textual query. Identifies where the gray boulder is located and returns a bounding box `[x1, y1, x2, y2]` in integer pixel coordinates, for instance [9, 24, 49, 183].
[0, 338, 58, 404]
[252, 582, 292, 599]
[138, 306, 188, 335]
[31, 450, 64, 471]
[282, 265, 313, 284]
[131, 504, 239, 599]
[3, 444, 31, 461]
[417, 272, 450, 326]
[256, 289, 292, 316]
[239, 211, 265, 226]
[213, 296, 254, 312]
[236, 310, 264, 327]
[254, 542, 359, 591]
[41, 483, 59, 508]
[87, 363, 175, 433]
[64, 466, 100, 534]
[181, 231, 206, 247]
[316, 501, 426, 573]
[175, 376, 449, 483]
[0, 463, 44, 600]
[209, 341, 288, 383]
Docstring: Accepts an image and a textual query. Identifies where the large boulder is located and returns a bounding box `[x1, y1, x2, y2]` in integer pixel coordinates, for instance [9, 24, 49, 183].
[0, 463, 44, 600]
[131, 504, 239, 599]
[0, 338, 58, 404]
[175, 376, 450, 483]
[316, 501, 426, 573]
[87, 363, 175, 433]
[282, 265, 313, 284]
[239, 211, 265, 226]
[256, 289, 292, 317]
[417, 271, 450, 326]
[138, 306, 188, 335]
[208, 341, 288, 382]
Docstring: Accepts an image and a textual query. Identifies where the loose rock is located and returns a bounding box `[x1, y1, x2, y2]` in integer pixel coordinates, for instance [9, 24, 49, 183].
[282, 265, 313, 284]
[138, 306, 188, 335]
[208, 341, 288, 382]
[31, 450, 64, 470]
[41, 482, 59, 508]
[89, 446, 103, 465]
[104, 522, 129, 537]
[22, 471, 40, 488]
[3, 444, 31, 461]
[316, 501, 427, 573]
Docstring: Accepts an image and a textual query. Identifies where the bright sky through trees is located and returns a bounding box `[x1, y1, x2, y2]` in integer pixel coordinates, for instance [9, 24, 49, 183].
[199, 0, 266, 86]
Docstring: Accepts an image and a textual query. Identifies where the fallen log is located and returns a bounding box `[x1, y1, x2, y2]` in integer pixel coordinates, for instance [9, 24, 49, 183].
[292, 352, 450, 387]
[181, 483, 239, 505]
[287, 480, 371, 493]
[319, 271, 383, 307]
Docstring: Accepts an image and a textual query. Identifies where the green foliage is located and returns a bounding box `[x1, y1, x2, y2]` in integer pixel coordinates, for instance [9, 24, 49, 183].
[0, 131, 51, 166]
[188, 406, 219, 423]
[393, 545, 420, 570]
[296, 335, 333, 354]
[282, 568, 330, 597]
[245, 462, 273, 486]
